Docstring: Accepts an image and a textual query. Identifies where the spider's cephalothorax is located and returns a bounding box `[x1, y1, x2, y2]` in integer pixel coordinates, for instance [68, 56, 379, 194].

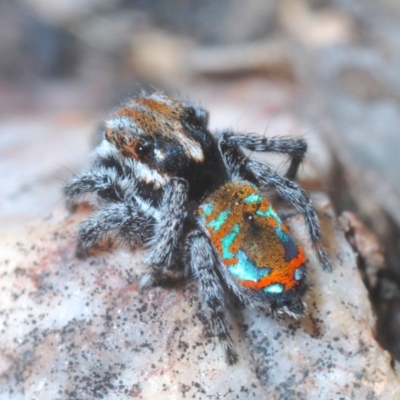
[65, 91, 331, 364]
[104, 94, 228, 203]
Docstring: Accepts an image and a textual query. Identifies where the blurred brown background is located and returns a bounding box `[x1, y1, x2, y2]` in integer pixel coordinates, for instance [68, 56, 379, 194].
[1, 0, 400, 363]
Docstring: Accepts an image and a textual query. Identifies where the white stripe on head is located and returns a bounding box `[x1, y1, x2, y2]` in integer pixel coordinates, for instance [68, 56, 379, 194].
[96, 140, 169, 188]
[124, 158, 169, 189]
[148, 92, 174, 105]
[95, 139, 117, 158]
[179, 135, 204, 161]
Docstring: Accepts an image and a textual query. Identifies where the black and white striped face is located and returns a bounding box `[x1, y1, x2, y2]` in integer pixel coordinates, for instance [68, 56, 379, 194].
[102, 92, 228, 200]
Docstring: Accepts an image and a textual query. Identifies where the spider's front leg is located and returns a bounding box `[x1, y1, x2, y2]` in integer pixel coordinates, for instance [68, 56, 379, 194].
[184, 230, 238, 364]
[64, 138, 136, 211]
[222, 132, 307, 179]
[140, 178, 189, 288]
[64, 168, 130, 211]
[75, 201, 154, 258]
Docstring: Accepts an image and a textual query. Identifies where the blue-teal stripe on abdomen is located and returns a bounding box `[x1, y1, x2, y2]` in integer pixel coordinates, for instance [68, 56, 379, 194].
[244, 193, 262, 203]
[221, 224, 240, 259]
[208, 210, 230, 232]
[229, 249, 270, 281]
[264, 283, 284, 294]
[256, 206, 281, 221]
[200, 202, 214, 216]
[256, 205, 299, 261]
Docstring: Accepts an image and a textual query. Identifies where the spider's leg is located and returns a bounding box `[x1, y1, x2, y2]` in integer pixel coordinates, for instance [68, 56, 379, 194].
[248, 159, 331, 271]
[65, 168, 130, 211]
[140, 178, 189, 288]
[220, 140, 331, 271]
[76, 201, 153, 258]
[65, 136, 136, 210]
[222, 132, 307, 179]
[184, 230, 238, 364]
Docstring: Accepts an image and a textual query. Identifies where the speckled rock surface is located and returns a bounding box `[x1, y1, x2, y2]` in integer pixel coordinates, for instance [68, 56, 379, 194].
[1, 193, 399, 399]
[0, 80, 399, 400]
[2, 1, 400, 397]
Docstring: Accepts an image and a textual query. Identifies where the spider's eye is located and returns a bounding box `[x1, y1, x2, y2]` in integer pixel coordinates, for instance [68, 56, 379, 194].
[186, 106, 196, 119]
[185, 107, 197, 124]
[135, 141, 153, 157]
[184, 106, 209, 128]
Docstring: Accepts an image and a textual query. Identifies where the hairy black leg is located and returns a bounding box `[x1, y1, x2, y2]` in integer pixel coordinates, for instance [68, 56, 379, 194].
[222, 132, 307, 179]
[219, 138, 259, 183]
[247, 159, 331, 271]
[64, 169, 131, 210]
[184, 230, 238, 364]
[76, 201, 153, 258]
[140, 178, 189, 288]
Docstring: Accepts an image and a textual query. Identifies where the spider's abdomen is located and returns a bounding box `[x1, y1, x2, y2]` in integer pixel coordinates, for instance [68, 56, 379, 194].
[198, 182, 306, 295]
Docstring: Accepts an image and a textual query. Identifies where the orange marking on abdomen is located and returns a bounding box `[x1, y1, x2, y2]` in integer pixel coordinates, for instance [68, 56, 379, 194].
[238, 245, 306, 291]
